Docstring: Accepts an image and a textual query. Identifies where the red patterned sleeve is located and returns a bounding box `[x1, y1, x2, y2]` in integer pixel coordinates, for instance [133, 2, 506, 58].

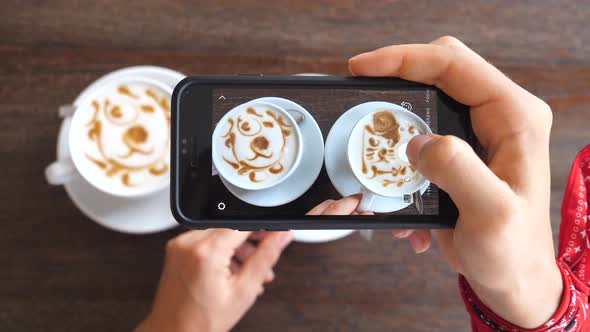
[459, 144, 590, 332]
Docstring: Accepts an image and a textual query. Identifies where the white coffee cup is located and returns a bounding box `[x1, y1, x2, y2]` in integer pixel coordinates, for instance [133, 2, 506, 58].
[347, 102, 432, 212]
[45, 76, 173, 198]
[212, 101, 303, 191]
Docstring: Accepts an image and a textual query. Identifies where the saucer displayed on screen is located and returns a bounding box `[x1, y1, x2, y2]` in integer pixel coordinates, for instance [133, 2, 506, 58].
[291, 73, 354, 243]
[325, 101, 429, 213]
[219, 97, 324, 207]
[59, 66, 185, 234]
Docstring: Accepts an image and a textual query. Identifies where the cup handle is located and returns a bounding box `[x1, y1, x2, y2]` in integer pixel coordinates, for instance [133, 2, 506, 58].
[287, 109, 305, 125]
[412, 190, 424, 214]
[357, 188, 376, 212]
[45, 159, 78, 185]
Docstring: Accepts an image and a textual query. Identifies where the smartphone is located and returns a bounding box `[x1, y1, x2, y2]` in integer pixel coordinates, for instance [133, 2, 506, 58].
[171, 75, 473, 230]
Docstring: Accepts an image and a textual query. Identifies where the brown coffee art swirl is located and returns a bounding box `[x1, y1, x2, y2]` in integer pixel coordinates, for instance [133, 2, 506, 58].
[221, 107, 293, 183]
[85, 84, 170, 187]
[361, 110, 420, 188]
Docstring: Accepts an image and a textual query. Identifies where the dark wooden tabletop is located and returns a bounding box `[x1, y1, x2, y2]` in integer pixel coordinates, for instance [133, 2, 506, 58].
[2, 1, 590, 331]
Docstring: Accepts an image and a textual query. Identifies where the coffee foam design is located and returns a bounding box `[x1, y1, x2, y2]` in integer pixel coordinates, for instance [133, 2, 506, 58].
[218, 106, 298, 185]
[82, 82, 170, 189]
[360, 110, 422, 191]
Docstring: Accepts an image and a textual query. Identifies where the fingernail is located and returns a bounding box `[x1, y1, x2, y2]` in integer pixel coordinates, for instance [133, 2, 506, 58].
[409, 234, 429, 254]
[407, 135, 433, 165]
[276, 232, 293, 248]
[393, 230, 412, 239]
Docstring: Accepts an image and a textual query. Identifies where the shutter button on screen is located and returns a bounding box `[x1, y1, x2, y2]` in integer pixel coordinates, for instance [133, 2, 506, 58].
[217, 202, 226, 211]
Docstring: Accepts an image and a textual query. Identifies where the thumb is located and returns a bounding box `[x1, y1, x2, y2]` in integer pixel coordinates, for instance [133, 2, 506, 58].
[407, 134, 513, 217]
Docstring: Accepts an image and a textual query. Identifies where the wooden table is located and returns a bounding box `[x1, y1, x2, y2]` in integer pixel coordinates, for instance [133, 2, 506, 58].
[2, 1, 589, 331]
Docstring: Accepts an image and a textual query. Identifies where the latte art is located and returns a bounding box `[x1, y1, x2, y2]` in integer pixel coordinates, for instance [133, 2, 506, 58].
[218, 106, 298, 184]
[360, 110, 422, 189]
[83, 83, 170, 188]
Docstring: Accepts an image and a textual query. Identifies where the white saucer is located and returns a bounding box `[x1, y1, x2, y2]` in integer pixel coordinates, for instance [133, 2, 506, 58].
[325, 102, 429, 213]
[219, 97, 324, 207]
[58, 66, 185, 234]
[292, 229, 356, 243]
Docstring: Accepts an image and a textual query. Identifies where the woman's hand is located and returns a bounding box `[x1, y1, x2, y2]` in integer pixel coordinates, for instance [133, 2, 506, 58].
[307, 195, 373, 216]
[349, 36, 560, 328]
[135, 229, 292, 332]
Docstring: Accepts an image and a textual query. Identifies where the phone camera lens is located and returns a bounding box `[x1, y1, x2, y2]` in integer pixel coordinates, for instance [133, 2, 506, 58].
[182, 148, 188, 155]
[182, 138, 187, 144]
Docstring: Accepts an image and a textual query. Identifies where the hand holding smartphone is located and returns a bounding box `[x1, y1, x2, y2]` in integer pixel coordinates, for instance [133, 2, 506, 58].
[171, 75, 473, 230]
[160, 35, 560, 331]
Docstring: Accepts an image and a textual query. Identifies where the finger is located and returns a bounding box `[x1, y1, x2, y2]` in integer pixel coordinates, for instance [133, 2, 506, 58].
[306, 199, 336, 215]
[429, 35, 474, 54]
[236, 232, 292, 291]
[249, 232, 287, 277]
[407, 134, 514, 217]
[392, 229, 414, 239]
[264, 270, 275, 283]
[230, 260, 241, 274]
[348, 37, 518, 107]
[249, 231, 269, 241]
[206, 229, 251, 252]
[359, 211, 373, 216]
[173, 229, 212, 246]
[321, 195, 362, 215]
[230, 249, 275, 282]
[234, 242, 257, 264]
[407, 230, 432, 253]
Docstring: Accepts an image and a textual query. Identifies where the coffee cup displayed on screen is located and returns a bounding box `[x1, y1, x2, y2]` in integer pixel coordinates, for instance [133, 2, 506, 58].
[212, 101, 303, 191]
[45, 76, 172, 198]
[347, 103, 432, 211]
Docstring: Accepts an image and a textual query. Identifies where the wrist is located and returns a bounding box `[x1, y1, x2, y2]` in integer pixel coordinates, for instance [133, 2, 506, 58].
[466, 260, 563, 328]
[135, 311, 210, 332]
[134, 316, 160, 332]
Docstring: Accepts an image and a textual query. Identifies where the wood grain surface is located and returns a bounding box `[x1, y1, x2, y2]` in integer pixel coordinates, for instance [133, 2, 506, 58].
[1, 1, 590, 331]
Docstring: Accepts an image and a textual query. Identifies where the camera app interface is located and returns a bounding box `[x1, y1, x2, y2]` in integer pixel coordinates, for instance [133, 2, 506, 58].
[208, 88, 438, 218]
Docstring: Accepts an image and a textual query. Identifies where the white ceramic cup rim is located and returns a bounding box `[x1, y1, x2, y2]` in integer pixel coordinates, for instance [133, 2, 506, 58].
[212, 101, 303, 191]
[347, 104, 432, 197]
[68, 75, 173, 198]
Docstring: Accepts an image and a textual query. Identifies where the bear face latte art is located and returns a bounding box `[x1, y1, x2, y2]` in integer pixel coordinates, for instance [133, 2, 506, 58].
[70, 81, 171, 196]
[213, 102, 302, 190]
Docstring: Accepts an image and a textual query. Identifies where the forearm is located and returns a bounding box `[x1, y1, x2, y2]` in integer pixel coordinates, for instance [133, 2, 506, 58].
[460, 259, 590, 332]
[466, 261, 563, 329]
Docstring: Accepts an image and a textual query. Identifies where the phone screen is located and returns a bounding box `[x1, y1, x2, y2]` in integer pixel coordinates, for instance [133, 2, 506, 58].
[206, 87, 439, 219]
